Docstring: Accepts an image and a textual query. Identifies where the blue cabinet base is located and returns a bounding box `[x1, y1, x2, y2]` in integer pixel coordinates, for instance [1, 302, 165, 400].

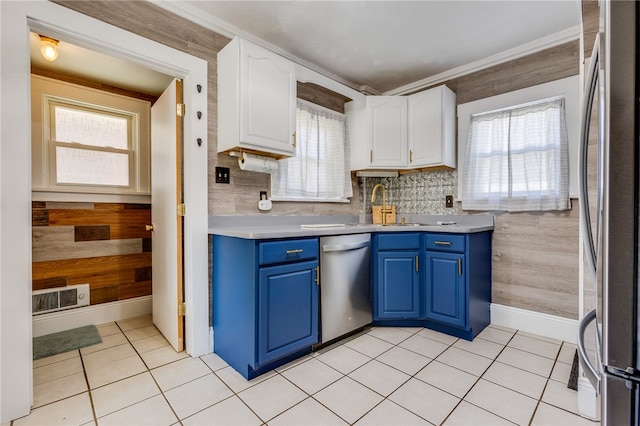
[372, 317, 489, 341]
[240, 346, 313, 380]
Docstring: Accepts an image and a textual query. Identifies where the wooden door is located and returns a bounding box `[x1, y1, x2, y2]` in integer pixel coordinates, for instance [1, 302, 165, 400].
[151, 79, 184, 352]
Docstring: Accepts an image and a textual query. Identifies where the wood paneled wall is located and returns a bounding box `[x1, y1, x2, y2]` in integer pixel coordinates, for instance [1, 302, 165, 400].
[54, 0, 360, 217]
[32, 202, 152, 305]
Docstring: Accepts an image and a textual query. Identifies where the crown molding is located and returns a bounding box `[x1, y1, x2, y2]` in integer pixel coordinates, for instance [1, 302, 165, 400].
[150, 1, 580, 97]
[384, 25, 581, 95]
[149, 0, 368, 94]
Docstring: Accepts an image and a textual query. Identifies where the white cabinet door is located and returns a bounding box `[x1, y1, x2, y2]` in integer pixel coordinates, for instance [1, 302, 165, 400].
[408, 86, 456, 168]
[240, 41, 296, 155]
[369, 96, 407, 168]
[217, 37, 296, 157]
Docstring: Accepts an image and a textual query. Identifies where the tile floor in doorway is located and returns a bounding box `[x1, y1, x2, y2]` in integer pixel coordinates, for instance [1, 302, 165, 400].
[13, 315, 599, 425]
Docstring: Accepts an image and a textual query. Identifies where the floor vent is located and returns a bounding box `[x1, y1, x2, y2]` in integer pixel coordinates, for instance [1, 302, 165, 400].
[32, 284, 90, 315]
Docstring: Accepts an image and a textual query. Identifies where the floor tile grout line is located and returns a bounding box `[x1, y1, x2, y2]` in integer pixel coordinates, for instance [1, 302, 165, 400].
[28, 318, 591, 426]
[439, 328, 520, 425]
[78, 351, 99, 425]
[94, 317, 183, 424]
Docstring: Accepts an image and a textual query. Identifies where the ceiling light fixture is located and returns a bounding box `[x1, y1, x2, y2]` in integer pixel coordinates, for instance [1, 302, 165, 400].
[39, 35, 59, 62]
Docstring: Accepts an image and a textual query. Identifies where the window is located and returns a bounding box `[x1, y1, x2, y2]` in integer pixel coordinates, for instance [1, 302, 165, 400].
[50, 102, 133, 187]
[271, 99, 352, 202]
[31, 75, 151, 197]
[461, 97, 570, 211]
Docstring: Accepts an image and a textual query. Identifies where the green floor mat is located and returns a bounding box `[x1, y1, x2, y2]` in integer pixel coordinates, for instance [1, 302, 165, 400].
[33, 325, 102, 360]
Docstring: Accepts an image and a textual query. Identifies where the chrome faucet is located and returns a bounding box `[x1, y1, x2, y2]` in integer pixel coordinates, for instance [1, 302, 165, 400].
[371, 183, 393, 225]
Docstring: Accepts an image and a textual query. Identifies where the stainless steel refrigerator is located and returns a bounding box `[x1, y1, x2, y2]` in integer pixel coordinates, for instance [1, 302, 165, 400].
[578, 1, 640, 424]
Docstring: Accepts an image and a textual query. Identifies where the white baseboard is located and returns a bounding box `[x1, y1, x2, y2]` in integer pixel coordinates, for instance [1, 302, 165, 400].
[577, 376, 600, 420]
[490, 303, 579, 344]
[32, 296, 152, 337]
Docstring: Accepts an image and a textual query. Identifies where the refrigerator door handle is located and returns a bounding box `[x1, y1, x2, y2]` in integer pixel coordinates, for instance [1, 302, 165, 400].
[578, 308, 601, 394]
[578, 35, 600, 284]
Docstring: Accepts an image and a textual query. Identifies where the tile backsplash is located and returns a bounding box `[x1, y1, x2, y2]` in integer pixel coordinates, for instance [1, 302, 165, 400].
[360, 169, 460, 216]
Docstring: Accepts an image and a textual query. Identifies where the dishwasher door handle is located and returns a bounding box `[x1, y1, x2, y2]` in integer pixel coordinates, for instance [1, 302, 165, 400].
[322, 241, 370, 253]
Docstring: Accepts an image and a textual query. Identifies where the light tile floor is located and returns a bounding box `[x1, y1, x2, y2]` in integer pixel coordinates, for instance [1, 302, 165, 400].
[14, 316, 600, 425]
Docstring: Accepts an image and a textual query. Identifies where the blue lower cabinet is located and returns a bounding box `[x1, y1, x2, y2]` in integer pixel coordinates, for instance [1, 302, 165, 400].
[213, 235, 319, 379]
[423, 232, 492, 340]
[373, 231, 492, 341]
[376, 251, 420, 319]
[425, 251, 465, 328]
[373, 233, 421, 320]
[258, 261, 318, 365]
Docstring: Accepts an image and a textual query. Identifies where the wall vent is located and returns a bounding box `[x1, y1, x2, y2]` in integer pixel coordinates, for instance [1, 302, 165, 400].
[32, 284, 90, 315]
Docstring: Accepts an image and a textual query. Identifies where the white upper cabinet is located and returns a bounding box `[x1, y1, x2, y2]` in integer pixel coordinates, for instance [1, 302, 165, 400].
[370, 97, 408, 168]
[408, 85, 456, 168]
[347, 85, 456, 171]
[217, 37, 296, 157]
[347, 96, 407, 170]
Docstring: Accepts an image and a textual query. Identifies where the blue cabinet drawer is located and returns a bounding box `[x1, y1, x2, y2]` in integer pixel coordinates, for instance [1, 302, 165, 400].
[377, 233, 421, 251]
[425, 234, 465, 253]
[259, 238, 318, 265]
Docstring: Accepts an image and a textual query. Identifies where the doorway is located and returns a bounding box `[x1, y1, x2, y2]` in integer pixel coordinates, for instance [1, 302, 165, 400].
[1, 2, 209, 421]
[29, 35, 186, 351]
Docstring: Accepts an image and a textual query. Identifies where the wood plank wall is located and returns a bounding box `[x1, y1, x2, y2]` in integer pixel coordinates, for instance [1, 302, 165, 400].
[32, 202, 152, 305]
[54, 0, 360, 217]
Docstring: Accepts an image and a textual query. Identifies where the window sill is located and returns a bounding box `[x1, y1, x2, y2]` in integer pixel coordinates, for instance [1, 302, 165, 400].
[270, 196, 350, 204]
[32, 190, 151, 204]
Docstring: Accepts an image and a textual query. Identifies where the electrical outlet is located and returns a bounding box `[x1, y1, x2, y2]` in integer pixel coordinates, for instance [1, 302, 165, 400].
[445, 195, 453, 208]
[215, 167, 230, 184]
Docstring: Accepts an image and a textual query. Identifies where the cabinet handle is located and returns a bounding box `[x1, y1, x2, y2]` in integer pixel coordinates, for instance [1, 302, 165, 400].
[410, 150, 413, 163]
[292, 131, 296, 148]
[370, 150, 373, 163]
[315, 266, 319, 285]
[435, 241, 452, 246]
[415, 256, 419, 272]
[458, 258, 462, 276]
[286, 249, 303, 255]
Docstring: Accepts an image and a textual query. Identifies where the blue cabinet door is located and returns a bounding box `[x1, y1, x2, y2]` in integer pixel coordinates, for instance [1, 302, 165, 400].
[376, 251, 420, 319]
[258, 260, 319, 366]
[425, 251, 466, 328]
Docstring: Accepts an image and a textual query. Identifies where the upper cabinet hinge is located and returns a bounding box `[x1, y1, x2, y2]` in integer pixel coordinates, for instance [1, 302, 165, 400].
[178, 302, 186, 316]
[177, 203, 186, 216]
[177, 103, 185, 117]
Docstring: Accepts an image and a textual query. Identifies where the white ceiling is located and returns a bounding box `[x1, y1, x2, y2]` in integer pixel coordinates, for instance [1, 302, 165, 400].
[31, 1, 581, 97]
[157, 0, 582, 94]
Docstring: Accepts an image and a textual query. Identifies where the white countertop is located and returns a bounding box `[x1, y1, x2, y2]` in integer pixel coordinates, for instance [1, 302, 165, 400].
[208, 215, 494, 239]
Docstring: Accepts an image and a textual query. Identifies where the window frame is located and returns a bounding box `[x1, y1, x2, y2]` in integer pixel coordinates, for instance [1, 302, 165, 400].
[47, 99, 138, 191]
[31, 74, 151, 198]
[457, 76, 581, 203]
[270, 99, 352, 203]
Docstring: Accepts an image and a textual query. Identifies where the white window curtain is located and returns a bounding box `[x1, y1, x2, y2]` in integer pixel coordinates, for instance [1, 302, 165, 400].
[462, 98, 570, 211]
[271, 99, 352, 201]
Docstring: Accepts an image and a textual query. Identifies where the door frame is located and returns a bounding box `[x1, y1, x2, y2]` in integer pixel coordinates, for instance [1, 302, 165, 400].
[1, 2, 209, 422]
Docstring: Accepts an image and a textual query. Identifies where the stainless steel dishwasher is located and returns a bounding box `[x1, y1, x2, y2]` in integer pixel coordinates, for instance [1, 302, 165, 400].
[318, 233, 372, 345]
